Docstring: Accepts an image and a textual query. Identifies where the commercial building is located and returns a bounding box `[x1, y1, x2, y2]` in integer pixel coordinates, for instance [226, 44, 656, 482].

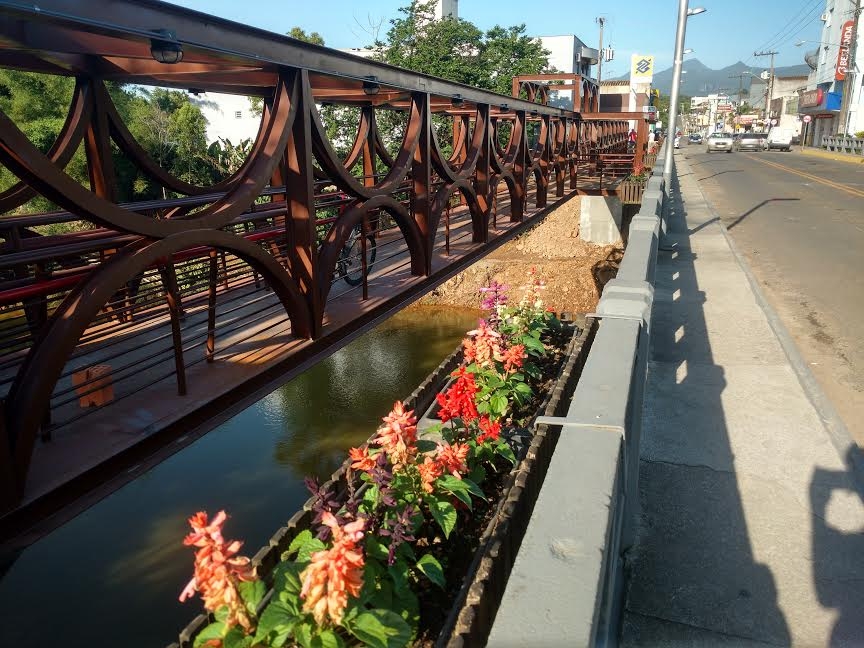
[799, 0, 863, 143]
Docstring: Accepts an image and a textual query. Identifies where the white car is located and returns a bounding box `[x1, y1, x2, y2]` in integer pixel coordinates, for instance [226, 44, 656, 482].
[767, 128, 793, 151]
[706, 132, 734, 153]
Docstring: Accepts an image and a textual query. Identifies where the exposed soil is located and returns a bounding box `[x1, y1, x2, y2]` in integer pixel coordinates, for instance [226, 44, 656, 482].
[416, 195, 624, 315]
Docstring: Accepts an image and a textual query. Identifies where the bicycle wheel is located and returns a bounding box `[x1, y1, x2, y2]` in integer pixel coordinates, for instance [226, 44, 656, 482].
[338, 233, 377, 287]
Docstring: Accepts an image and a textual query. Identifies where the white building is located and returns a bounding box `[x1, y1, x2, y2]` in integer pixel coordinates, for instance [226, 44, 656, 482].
[197, 92, 260, 145]
[800, 0, 864, 143]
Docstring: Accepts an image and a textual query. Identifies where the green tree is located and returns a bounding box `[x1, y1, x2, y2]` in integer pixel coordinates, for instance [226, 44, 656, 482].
[379, 1, 550, 95]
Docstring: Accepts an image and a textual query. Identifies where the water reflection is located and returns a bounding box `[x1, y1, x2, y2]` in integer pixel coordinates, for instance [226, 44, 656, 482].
[0, 306, 479, 648]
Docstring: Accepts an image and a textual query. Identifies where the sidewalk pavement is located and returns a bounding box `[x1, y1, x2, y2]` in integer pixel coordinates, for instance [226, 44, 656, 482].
[620, 152, 864, 646]
[798, 146, 864, 164]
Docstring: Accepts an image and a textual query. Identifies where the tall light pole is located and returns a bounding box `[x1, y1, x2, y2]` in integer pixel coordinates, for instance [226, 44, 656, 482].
[663, 2, 706, 187]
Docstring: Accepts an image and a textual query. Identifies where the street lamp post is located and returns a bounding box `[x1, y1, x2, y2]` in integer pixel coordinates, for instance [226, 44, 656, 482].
[663, 2, 706, 187]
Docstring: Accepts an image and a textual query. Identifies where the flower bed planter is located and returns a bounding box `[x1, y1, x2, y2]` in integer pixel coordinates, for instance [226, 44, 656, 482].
[171, 304, 597, 648]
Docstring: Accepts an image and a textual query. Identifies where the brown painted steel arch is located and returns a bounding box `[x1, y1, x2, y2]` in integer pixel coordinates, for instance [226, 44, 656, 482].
[4, 228, 313, 498]
[0, 71, 297, 237]
[316, 194, 425, 303]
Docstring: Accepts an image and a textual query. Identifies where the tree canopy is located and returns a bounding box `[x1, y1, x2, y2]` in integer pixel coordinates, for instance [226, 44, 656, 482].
[378, 1, 551, 95]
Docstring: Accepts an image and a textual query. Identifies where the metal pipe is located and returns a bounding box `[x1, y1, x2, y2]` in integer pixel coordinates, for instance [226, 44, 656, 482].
[663, 0, 691, 188]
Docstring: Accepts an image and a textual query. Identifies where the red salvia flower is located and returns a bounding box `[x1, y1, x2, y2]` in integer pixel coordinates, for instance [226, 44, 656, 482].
[477, 416, 501, 444]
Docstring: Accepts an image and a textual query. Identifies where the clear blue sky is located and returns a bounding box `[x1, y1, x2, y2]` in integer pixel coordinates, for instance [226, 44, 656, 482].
[164, 0, 824, 75]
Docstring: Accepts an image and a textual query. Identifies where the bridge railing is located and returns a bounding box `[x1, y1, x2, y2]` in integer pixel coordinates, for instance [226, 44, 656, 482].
[821, 135, 864, 156]
[488, 142, 668, 646]
[0, 0, 640, 514]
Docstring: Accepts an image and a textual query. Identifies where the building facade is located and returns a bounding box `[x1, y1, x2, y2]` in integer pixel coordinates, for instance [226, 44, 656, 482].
[800, 0, 863, 143]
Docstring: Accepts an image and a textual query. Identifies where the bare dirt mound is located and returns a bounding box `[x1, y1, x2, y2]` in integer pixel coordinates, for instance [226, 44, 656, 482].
[417, 196, 623, 314]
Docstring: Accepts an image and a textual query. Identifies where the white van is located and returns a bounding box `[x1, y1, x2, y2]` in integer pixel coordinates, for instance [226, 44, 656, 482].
[767, 128, 793, 151]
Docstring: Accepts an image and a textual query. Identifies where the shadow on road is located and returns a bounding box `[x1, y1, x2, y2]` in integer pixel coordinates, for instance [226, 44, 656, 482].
[724, 198, 800, 230]
[697, 169, 744, 182]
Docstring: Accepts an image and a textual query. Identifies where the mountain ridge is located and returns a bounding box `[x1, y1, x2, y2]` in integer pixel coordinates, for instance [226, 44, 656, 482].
[613, 59, 812, 95]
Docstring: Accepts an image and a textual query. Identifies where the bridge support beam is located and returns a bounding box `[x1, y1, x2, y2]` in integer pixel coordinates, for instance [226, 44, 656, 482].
[579, 195, 623, 244]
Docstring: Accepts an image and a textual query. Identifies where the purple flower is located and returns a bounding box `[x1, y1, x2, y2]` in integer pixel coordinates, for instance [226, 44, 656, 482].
[378, 506, 417, 565]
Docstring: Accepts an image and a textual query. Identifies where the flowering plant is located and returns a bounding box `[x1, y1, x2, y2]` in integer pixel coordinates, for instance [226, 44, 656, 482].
[179, 270, 562, 648]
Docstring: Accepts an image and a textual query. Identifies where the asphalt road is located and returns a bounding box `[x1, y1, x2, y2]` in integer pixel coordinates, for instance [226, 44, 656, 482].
[678, 143, 864, 446]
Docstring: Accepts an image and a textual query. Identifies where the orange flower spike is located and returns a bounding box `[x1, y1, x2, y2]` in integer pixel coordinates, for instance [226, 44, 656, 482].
[502, 343, 525, 374]
[418, 456, 444, 493]
[300, 513, 366, 626]
[179, 510, 257, 633]
[437, 442, 470, 478]
[348, 446, 376, 472]
[373, 401, 418, 467]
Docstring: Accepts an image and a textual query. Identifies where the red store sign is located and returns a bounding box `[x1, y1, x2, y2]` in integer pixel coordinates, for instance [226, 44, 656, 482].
[800, 88, 823, 108]
[835, 20, 855, 81]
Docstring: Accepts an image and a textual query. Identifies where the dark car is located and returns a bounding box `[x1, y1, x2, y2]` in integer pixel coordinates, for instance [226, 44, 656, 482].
[688, 133, 703, 144]
[734, 132, 768, 152]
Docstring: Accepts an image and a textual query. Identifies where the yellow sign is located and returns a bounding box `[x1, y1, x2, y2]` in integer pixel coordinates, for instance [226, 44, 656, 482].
[630, 54, 655, 83]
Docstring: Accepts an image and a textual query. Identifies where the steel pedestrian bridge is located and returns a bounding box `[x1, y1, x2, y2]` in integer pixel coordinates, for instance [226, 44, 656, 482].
[0, 0, 650, 526]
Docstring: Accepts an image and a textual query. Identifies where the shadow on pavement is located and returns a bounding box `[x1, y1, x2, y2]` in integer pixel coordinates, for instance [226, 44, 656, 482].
[810, 445, 864, 646]
[621, 172, 791, 645]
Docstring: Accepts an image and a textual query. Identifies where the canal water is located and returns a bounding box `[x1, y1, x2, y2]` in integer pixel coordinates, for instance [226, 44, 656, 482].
[0, 306, 480, 648]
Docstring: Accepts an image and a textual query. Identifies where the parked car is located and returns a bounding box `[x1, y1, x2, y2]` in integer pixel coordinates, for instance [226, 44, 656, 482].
[767, 128, 794, 151]
[688, 133, 703, 144]
[734, 132, 768, 152]
[706, 131, 734, 153]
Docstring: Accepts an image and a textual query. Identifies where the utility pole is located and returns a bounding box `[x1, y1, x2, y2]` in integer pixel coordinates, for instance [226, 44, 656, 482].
[729, 72, 750, 106]
[837, 0, 861, 135]
[754, 50, 778, 126]
[596, 17, 606, 88]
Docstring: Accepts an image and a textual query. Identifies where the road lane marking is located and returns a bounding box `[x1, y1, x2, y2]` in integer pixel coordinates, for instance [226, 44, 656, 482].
[746, 155, 864, 198]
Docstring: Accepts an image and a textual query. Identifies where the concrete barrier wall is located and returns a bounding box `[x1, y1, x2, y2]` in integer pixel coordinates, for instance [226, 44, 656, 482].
[488, 143, 669, 647]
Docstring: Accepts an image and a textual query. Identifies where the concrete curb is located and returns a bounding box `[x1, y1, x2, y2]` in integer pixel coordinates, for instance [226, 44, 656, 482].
[687, 155, 864, 496]
[797, 147, 864, 164]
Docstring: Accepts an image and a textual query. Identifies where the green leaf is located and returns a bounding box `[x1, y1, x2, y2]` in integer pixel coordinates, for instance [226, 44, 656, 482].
[238, 579, 265, 615]
[436, 475, 484, 505]
[193, 621, 226, 648]
[294, 621, 314, 648]
[496, 441, 517, 465]
[514, 381, 533, 395]
[366, 535, 390, 562]
[460, 477, 487, 500]
[254, 600, 300, 644]
[222, 626, 253, 648]
[416, 554, 446, 589]
[311, 629, 345, 648]
[523, 361, 542, 379]
[347, 609, 413, 648]
[273, 562, 305, 600]
[490, 393, 509, 416]
[468, 463, 487, 485]
[428, 497, 457, 539]
[287, 530, 326, 562]
[415, 439, 438, 453]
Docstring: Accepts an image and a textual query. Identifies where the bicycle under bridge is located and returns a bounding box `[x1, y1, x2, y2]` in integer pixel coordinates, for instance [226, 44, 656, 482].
[0, 0, 653, 531]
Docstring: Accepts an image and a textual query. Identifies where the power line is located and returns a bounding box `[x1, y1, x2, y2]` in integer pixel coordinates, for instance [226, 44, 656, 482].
[754, 0, 820, 52]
